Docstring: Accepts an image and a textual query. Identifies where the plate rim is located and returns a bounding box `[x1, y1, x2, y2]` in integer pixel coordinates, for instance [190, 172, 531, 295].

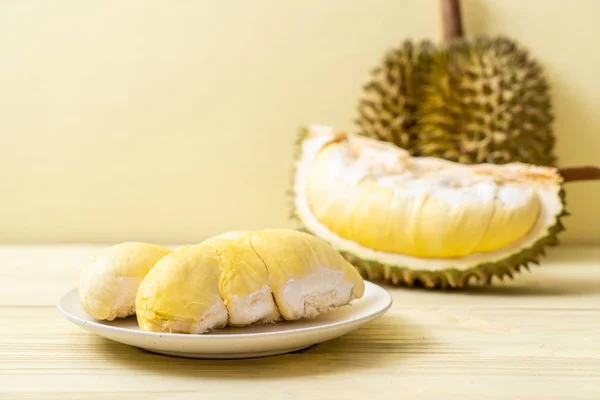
[57, 280, 393, 340]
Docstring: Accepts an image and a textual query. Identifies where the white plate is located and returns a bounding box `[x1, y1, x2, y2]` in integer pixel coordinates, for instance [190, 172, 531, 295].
[57, 281, 392, 359]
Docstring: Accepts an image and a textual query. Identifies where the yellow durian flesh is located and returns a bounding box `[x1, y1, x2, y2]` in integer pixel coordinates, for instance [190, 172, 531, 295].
[135, 229, 365, 334]
[293, 125, 563, 272]
[135, 244, 230, 334]
[249, 229, 365, 320]
[78, 242, 172, 321]
[204, 233, 282, 326]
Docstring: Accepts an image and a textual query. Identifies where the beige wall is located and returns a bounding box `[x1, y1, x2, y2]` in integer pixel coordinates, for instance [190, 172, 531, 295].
[1, 0, 599, 244]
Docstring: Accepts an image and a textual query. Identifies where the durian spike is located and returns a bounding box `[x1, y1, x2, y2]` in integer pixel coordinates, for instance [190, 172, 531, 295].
[559, 166, 600, 183]
[441, 0, 464, 41]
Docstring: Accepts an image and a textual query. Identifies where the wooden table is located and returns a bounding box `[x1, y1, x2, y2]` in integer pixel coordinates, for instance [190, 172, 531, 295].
[1, 244, 599, 399]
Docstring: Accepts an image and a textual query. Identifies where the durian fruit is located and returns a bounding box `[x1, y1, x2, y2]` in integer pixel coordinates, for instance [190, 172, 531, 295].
[78, 242, 172, 321]
[354, 0, 556, 167]
[135, 229, 365, 334]
[290, 124, 568, 289]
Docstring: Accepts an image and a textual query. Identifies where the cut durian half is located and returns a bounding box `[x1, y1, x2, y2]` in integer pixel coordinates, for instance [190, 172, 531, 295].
[290, 125, 568, 288]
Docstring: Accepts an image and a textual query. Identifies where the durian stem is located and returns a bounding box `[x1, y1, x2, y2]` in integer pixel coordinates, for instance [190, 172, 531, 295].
[559, 166, 600, 182]
[441, 0, 464, 41]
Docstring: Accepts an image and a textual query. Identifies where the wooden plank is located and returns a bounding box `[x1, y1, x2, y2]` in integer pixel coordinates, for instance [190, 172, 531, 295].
[1, 306, 599, 399]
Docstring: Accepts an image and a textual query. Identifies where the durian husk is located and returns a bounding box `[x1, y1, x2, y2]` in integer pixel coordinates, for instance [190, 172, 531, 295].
[354, 36, 556, 167]
[411, 36, 556, 166]
[288, 126, 568, 290]
[355, 39, 436, 150]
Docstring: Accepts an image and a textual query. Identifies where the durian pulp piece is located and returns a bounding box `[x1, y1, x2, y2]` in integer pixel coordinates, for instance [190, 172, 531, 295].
[135, 244, 230, 334]
[135, 229, 365, 334]
[292, 125, 563, 272]
[78, 242, 172, 321]
[249, 229, 365, 320]
[204, 233, 282, 326]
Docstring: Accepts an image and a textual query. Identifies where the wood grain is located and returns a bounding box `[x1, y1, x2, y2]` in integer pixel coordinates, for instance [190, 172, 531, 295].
[1, 245, 599, 399]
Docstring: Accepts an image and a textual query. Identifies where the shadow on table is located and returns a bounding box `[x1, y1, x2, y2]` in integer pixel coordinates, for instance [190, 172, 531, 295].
[379, 269, 600, 297]
[101, 313, 436, 379]
[458, 271, 600, 297]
